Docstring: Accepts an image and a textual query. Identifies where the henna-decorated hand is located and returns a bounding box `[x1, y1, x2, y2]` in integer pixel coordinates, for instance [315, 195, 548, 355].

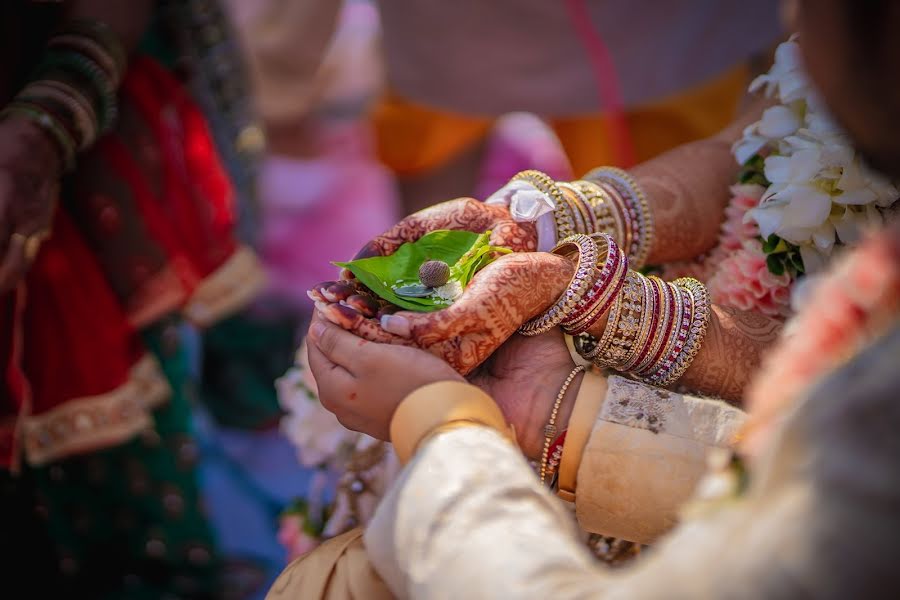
[350, 198, 537, 263]
[0, 116, 61, 292]
[469, 329, 589, 460]
[309, 252, 574, 376]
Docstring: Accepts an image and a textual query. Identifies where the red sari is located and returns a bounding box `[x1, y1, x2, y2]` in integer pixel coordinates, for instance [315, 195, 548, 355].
[0, 56, 264, 469]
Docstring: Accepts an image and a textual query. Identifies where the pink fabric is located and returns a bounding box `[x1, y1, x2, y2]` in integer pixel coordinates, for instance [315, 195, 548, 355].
[259, 124, 399, 309]
[476, 113, 572, 200]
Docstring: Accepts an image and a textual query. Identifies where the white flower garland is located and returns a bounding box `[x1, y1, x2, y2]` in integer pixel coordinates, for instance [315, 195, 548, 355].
[733, 36, 898, 273]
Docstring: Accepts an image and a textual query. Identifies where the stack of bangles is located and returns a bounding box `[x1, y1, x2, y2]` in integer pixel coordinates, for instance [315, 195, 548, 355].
[509, 167, 655, 269]
[0, 19, 126, 171]
[519, 233, 711, 388]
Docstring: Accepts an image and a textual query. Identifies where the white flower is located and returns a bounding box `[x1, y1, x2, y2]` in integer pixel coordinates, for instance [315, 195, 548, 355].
[757, 105, 802, 139]
[835, 160, 899, 207]
[748, 37, 813, 105]
[799, 244, 828, 273]
[485, 180, 556, 222]
[747, 151, 833, 243]
[733, 32, 898, 278]
[732, 124, 769, 165]
[277, 360, 357, 469]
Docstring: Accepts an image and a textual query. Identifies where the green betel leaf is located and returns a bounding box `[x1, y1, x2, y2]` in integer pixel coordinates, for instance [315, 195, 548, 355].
[334, 230, 508, 312]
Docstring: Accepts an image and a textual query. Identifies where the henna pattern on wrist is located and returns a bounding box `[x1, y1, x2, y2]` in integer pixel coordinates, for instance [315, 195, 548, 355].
[630, 139, 739, 264]
[678, 305, 783, 404]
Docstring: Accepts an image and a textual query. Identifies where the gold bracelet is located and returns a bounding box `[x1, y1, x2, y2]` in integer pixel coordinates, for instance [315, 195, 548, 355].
[642, 280, 689, 385]
[584, 167, 655, 268]
[518, 234, 598, 336]
[580, 273, 627, 363]
[620, 273, 661, 372]
[540, 364, 585, 485]
[596, 271, 645, 369]
[633, 276, 674, 375]
[654, 278, 711, 386]
[20, 80, 97, 148]
[559, 182, 596, 235]
[390, 381, 514, 465]
[562, 234, 628, 335]
[510, 170, 574, 240]
[557, 370, 607, 502]
[575, 180, 621, 242]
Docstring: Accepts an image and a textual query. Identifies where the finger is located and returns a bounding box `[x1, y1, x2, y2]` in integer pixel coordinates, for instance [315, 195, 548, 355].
[0, 233, 29, 293]
[316, 302, 412, 346]
[351, 240, 384, 261]
[305, 340, 354, 411]
[343, 294, 380, 317]
[308, 317, 378, 376]
[308, 280, 369, 304]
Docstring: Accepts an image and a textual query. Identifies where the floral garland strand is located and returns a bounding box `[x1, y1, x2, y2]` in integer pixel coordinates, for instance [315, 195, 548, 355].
[741, 224, 900, 456]
[676, 36, 898, 318]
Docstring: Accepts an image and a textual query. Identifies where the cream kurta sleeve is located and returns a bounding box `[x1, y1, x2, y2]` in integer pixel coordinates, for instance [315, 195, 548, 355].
[573, 376, 746, 543]
[362, 324, 900, 599]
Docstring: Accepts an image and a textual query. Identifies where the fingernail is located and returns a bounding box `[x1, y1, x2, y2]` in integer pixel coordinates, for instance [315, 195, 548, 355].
[381, 314, 411, 337]
[310, 321, 325, 340]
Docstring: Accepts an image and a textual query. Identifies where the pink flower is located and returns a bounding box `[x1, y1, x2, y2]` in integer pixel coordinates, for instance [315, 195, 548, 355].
[278, 513, 321, 562]
[743, 226, 900, 457]
[707, 240, 793, 317]
[719, 185, 765, 252]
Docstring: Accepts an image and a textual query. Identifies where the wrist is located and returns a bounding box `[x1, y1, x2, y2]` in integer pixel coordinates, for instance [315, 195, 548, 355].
[522, 366, 584, 462]
[0, 115, 64, 176]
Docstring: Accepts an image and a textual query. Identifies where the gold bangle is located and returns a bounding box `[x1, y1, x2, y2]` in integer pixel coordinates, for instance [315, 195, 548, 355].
[575, 180, 620, 242]
[655, 278, 711, 386]
[559, 182, 595, 235]
[19, 81, 97, 148]
[596, 271, 645, 369]
[390, 381, 513, 465]
[581, 273, 628, 363]
[510, 170, 574, 240]
[1, 102, 76, 170]
[642, 280, 688, 385]
[557, 370, 607, 502]
[518, 234, 598, 336]
[620, 273, 660, 372]
[584, 167, 655, 268]
[634, 276, 674, 375]
[562, 234, 628, 335]
[540, 365, 585, 485]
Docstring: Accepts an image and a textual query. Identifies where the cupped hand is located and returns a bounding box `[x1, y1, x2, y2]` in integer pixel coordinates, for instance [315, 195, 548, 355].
[468, 329, 586, 460]
[0, 116, 61, 292]
[350, 198, 537, 262]
[306, 313, 463, 441]
[310, 251, 575, 376]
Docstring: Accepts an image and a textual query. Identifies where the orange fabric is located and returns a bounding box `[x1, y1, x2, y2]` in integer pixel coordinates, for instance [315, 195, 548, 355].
[552, 62, 750, 175]
[374, 63, 749, 177]
[372, 92, 492, 176]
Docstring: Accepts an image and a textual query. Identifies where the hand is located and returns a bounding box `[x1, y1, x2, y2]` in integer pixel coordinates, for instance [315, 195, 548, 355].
[350, 198, 537, 263]
[306, 313, 463, 441]
[310, 252, 575, 375]
[469, 330, 587, 460]
[0, 116, 61, 292]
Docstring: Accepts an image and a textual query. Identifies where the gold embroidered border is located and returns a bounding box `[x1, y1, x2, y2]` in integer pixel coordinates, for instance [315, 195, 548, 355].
[22, 354, 171, 466]
[183, 245, 267, 328]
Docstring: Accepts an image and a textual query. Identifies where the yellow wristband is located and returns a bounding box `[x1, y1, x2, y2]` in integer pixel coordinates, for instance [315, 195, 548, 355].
[390, 381, 514, 464]
[557, 370, 607, 503]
